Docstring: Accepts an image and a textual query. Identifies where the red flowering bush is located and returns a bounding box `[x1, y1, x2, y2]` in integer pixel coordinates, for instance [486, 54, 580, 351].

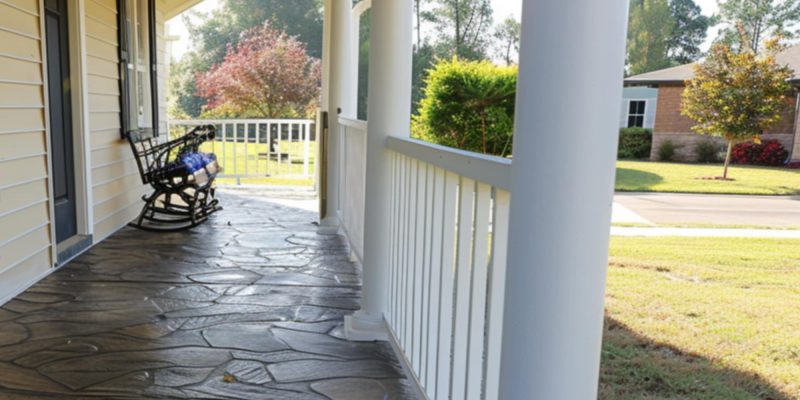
[730, 140, 788, 166]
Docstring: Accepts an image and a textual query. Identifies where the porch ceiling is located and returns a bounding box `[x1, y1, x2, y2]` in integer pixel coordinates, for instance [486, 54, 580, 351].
[163, 0, 205, 20]
[0, 191, 413, 399]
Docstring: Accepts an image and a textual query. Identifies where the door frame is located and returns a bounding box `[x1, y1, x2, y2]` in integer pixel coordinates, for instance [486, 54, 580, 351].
[40, 0, 94, 266]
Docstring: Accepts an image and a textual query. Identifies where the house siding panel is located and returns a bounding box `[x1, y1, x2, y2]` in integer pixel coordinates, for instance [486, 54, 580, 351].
[0, 1, 187, 304]
[0, 1, 54, 302]
[156, 0, 167, 133]
[85, 0, 148, 242]
[0, 29, 41, 61]
[0, 82, 43, 106]
[0, 4, 40, 38]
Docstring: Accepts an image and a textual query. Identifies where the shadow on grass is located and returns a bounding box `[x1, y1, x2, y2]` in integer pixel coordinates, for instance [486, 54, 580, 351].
[599, 316, 792, 400]
[615, 168, 663, 191]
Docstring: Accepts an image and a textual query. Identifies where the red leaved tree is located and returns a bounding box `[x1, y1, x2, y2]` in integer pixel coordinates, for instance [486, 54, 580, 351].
[196, 23, 322, 118]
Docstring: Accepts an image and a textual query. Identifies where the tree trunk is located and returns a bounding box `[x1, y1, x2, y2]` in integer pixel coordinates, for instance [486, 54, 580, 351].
[723, 140, 733, 180]
[454, 0, 461, 58]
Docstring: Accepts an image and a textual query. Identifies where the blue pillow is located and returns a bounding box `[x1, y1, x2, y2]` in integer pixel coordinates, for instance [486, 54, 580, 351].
[180, 152, 217, 173]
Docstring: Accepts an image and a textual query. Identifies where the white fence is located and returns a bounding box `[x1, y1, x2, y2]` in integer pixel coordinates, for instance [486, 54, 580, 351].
[385, 137, 511, 400]
[167, 119, 316, 182]
[337, 117, 368, 261]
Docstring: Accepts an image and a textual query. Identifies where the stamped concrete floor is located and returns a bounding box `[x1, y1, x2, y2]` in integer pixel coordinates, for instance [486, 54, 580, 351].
[0, 191, 414, 399]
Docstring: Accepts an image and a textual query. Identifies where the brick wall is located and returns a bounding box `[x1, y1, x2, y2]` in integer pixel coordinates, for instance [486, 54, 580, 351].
[651, 84, 798, 161]
[653, 85, 695, 134]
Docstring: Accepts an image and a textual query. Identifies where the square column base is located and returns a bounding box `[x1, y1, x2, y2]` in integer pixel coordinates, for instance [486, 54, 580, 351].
[344, 311, 388, 342]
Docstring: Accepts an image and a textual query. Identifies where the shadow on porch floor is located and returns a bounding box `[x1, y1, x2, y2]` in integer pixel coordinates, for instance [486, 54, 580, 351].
[0, 191, 414, 399]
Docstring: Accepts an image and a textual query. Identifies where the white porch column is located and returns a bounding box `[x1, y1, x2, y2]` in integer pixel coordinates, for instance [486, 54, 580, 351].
[499, 0, 628, 398]
[345, 0, 413, 341]
[320, 0, 352, 225]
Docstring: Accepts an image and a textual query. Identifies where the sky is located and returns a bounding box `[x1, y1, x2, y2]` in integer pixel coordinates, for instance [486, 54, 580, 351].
[166, 0, 721, 61]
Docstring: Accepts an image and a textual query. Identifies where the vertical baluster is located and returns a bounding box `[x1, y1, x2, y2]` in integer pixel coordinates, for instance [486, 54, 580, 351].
[412, 162, 427, 371]
[222, 124, 228, 175]
[304, 122, 310, 177]
[265, 122, 271, 176]
[244, 123, 249, 177]
[466, 182, 492, 399]
[404, 158, 418, 352]
[436, 171, 459, 400]
[397, 154, 408, 336]
[419, 162, 435, 384]
[211, 124, 217, 156]
[233, 123, 239, 177]
[388, 152, 397, 326]
[425, 167, 445, 396]
[451, 177, 476, 400]
[254, 122, 260, 176]
[292, 122, 296, 175]
[484, 189, 510, 400]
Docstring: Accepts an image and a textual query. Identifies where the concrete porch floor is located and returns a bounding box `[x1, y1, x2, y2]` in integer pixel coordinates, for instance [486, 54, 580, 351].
[0, 191, 414, 399]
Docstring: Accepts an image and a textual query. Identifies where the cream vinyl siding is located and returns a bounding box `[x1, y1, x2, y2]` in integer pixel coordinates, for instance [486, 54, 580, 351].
[156, 2, 168, 133]
[85, 0, 147, 240]
[0, 0, 53, 302]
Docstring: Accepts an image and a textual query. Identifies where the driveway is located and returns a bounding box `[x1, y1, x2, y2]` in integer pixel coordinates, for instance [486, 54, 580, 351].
[613, 192, 800, 227]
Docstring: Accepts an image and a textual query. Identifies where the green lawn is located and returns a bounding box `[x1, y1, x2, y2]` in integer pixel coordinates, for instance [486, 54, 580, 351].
[197, 141, 317, 187]
[601, 236, 800, 399]
[616, 160, 800, 195]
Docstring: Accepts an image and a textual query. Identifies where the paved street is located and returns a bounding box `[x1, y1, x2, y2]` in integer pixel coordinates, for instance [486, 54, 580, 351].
[614, 192, 800, 227]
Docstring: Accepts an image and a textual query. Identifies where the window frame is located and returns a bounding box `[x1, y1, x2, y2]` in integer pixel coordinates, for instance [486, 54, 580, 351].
[117, 0, 159, 138]
[626, 99, 647, 128]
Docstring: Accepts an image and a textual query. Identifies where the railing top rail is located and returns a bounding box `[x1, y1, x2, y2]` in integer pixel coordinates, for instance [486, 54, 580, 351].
[386, 136, 512, 191]
[169, 119, 315, 125]
[337, 116, 367, 131]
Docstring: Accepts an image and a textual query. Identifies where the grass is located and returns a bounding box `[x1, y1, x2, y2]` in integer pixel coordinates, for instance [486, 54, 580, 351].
[612, 222, 800, 230]
[601, 236, 800, 399]
[616, 160, 800, 195]
[195, 140, 317, 187]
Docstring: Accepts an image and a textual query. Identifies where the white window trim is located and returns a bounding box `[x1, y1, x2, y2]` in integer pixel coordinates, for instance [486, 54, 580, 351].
[626, 98, 647, 128]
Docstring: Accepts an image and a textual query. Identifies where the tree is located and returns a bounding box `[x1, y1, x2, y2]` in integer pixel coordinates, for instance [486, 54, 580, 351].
[170, 0, 323, 118]
[423, 0, 494, 60]
[168, 55, 207, 118]
[716, 0, 800, 53]
[196, 23, 322, 119]
[681, 40, 792, 179]
[493, 17, 521, 65]
[627, 0, 675, 75]
[667, 0, 710, 64]
[412, 43, 437, 111]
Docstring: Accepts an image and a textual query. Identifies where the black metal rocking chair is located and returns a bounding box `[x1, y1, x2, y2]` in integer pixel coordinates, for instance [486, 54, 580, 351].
[126, 125, 222, 232]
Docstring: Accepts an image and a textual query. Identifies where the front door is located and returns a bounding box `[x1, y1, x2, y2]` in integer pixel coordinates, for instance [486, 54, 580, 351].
[45, 0, 78, 243]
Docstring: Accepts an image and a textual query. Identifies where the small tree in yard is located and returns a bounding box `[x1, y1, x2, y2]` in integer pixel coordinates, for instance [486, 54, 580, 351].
[681, 39, 792, 179]
[196, 23, 321, 118]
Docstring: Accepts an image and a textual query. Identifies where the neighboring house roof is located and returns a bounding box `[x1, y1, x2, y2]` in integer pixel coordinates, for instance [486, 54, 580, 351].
[625, 44, 800, 86]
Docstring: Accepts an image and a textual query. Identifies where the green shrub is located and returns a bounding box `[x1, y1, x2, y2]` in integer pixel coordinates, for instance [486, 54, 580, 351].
[658, 140, 678, 161]
[413, 58, 517, 156]
[694, 139, 722, 163]
[617, 128, 652, 159]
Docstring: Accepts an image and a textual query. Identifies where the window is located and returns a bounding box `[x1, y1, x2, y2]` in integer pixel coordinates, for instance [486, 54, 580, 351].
[627, 100, 646, 128]
[118, 0, 158, 136]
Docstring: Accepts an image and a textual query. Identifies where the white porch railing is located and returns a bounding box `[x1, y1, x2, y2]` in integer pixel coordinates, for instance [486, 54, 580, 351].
[336, 117, 368, 261]
[384, 137, 511, 400]
[167, 119, 316, 182]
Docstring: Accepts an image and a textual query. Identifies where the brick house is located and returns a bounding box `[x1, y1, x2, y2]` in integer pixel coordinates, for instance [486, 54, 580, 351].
[625, 44, 800, 162]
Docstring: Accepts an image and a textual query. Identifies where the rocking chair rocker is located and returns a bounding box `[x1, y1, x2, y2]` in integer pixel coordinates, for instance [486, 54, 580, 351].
[126, 125, 221, 231]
